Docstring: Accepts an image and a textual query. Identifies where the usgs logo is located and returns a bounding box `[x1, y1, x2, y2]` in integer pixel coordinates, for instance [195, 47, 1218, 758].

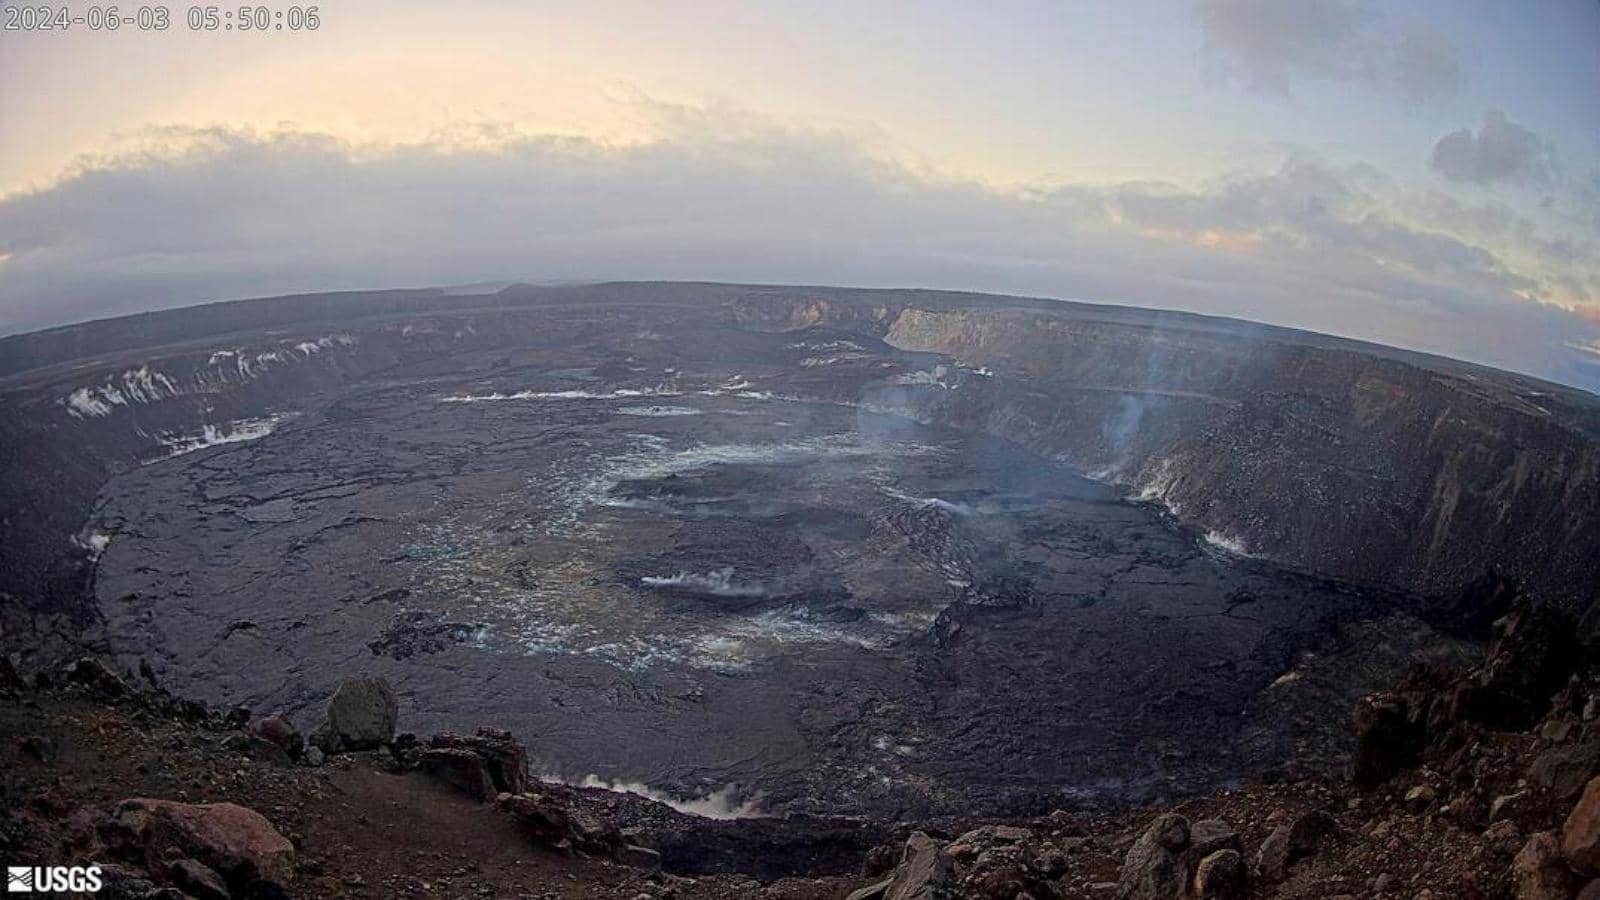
[6, 866, 102, 894]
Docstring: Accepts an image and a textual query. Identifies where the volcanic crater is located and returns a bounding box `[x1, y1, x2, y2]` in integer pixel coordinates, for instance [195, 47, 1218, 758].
[3, 282, 1596, 820]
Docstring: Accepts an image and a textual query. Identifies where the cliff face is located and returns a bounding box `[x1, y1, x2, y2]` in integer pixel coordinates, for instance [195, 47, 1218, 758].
[860, 304, 1600, 615]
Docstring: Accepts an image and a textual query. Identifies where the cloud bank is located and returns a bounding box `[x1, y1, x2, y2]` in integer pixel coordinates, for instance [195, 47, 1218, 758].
[0, 119, 1597, 391]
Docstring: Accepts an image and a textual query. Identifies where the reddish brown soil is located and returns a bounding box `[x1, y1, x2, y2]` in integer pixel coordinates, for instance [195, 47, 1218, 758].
[0, 690, 853, 898]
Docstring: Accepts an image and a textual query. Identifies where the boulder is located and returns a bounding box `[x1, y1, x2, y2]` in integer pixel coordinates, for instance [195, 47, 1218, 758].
[1486, 820, 1526, 857]
[1577, 880, 1600, 900]
[1494, 792, 1532, 823]
[1032, 845, 1069, 879]
[885, 832, 951, 900]
[498, 792, 572, 842]
[1192, 849, 1246, 899]
[946, 824, 1034, 861]
[1545, 720, 1580, 744]
[1189, 819, 1242, 857]
[250, 716, 302, 757]
[1565, 777, 1600, 876]
[425, 728, 527, 795]
[419, 748, 497, 801]
[1532, 741, 1600, 800]
[1256, 811, 1338, 881]
[1144, 813, 1190, 852]
[989, 824, 1031, 842]
[1405, 784, 1438, 812]
[1118, 814, 1190, 900]
[95, 864, 159, 898]
[245, 736, 294, 767]
[496, 792, 620, 853]
[170, 697, 209, 722]
[65, 657, 129, 696]
[565, 806, 623, 854]
[169, 858, 230, 900]
[964, 865, 1031, 898]
[224, 705, 252, 729]
[105, 799, 293, 898]
[310, 676, 397, 753]
[1514, 831, 1575, 900]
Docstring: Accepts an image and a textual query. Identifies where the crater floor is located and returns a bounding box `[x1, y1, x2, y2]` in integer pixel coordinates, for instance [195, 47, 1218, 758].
[93, 345, 1415, 817]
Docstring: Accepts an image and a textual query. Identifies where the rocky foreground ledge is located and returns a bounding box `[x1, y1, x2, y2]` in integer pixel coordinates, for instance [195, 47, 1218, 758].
[3, 591, 1600, 899]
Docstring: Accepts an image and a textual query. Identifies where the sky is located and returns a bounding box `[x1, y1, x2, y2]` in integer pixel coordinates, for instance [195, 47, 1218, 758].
[2, 0, 1598, 389]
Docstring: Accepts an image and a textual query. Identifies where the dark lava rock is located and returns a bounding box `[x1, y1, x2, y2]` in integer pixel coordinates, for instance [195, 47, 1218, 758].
[1531, 740, 1600, 800]
[169, 697, 209, 723]
[497, 792, 621, 854]
[1141, 813, 1190, 852]
[65, 657, 128, 696]
[1255, 810, 1338, 881]
[883, 832, 951, 900]
[367, 610, 475, 660]
[168, 858, 230, 900]
[1119, 813, 1190, 900]
[426, 727, 527, 795]
[497, 792, 573, 842]
[1192, 848, 1247, 899]
[419, 748, 497, 801]
[245, 736, 294, 767]
[95, 864, 160, 899]
[249, 715, 302, 758]
[1189, 818, 1242, 857]
[310, 676, 396, 753]
[224, 705, 251, 729]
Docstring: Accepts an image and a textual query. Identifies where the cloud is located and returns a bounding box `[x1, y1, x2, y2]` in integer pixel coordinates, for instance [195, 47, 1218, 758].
[1431, 109, 1560, 187]
[1391, 22, 1464, 105]
[0, 117, 1596, 392]
[1195, 0, 1462, 102]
